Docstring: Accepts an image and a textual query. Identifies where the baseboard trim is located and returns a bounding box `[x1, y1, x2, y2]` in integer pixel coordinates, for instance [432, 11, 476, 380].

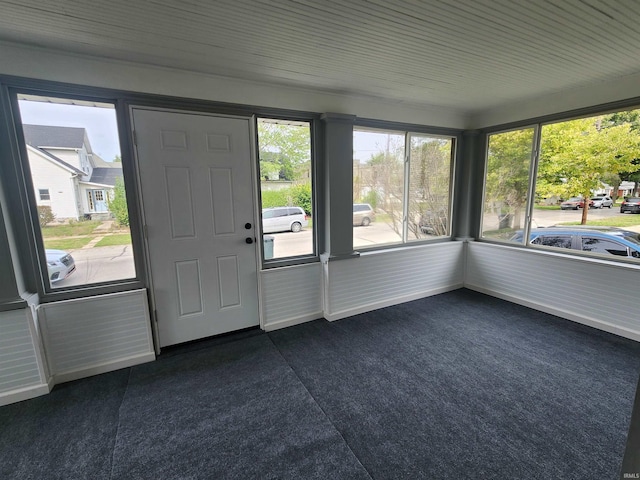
[52, 352, 156, 385]
[466, 285, 640, 342]
[0, 383, 50, 407]
[263, 312, 323, 332]
[325, 284, 463, 322]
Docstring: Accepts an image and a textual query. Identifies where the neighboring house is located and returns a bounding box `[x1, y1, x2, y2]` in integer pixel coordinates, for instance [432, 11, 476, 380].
[23, 124, 122, 221]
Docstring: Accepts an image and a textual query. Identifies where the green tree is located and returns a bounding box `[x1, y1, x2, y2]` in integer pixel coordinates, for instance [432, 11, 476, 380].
[108, 177, 129, 227]
[602, 109, 640, 198]
[485, 128, 535, 230]
[257, 121, 310, 181]
[538, 116, 640, 224]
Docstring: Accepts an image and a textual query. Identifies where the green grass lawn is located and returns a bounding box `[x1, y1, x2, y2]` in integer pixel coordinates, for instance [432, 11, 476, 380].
[44, 237, 93, 250]
[534, 205, 560, 210]
[95, 234, 132, 247]
[41, 220, 101, 238]
[559, 215, 640, 228]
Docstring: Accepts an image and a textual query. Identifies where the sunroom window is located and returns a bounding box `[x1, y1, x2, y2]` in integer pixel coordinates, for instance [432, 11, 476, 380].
[353, 127, 454, 249]
[256, 118, 314, 261]
[481, 108, 640, 262]
[16, 94, 137, 290]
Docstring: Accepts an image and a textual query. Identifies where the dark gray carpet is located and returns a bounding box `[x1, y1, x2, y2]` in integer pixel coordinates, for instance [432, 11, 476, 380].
[270, 290, 640, 480]
[1, 289, 638, 479]
[109, 334, 369, 479]
[0, 369, 130, 480]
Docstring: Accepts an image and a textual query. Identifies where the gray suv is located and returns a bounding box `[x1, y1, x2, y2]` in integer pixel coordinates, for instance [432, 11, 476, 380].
[353, 203, 375, 226]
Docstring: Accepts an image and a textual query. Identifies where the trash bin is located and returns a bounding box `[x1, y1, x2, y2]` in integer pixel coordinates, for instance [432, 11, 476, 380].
[263, 235, 274, 260]
[498, 213, 512, 229]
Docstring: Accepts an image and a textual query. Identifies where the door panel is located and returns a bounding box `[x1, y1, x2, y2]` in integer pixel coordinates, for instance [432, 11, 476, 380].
[133, 108, 259, 347]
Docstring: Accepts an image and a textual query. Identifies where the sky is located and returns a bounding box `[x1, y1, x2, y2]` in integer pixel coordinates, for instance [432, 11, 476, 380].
[18, 100, 121, 162]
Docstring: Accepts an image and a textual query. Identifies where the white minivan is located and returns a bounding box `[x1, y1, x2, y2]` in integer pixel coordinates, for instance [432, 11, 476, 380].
[262, 206, 308, 233]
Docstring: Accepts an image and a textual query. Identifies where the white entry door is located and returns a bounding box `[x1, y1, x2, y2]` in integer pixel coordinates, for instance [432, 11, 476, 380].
[132, 108, 259, 347]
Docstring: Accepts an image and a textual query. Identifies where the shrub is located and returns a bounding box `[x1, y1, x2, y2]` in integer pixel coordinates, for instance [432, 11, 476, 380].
[361, 190, 379, 210]
[260, 183, 312, 215]
[290, 183, 312, 215]
[37, 205, 55, 227]
[108, 177, 130, 227]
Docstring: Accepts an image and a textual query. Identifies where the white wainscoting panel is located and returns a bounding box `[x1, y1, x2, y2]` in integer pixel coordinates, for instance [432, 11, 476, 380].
[38, 289, 155, 383]
[261, 263, 323, 331]
[0, 308, 49, 406]
[325, 242, 465, 321]
[466, 242, 640, 341]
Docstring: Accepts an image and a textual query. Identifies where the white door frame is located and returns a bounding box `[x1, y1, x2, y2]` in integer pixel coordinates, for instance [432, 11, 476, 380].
[129, 105, 265, 352]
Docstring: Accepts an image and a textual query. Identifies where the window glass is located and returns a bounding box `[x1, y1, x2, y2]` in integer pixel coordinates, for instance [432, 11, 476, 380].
[530, 110, 640, 260]
[581, 237, 629, 257]
[257, 119, 313, 260]
[531, 235, 572, 249]
[17, 94, 136, 289]
[482, 109, 640, 263]
[482, 127, 535, 241]
[353, 128, 404, 247]
[408, 135, 453, 240]
[353, 128, 454, 248]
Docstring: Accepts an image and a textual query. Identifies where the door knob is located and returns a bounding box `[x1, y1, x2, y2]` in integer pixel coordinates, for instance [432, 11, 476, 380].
[245, 223, 252, 229]
[245, 237, 254, 244]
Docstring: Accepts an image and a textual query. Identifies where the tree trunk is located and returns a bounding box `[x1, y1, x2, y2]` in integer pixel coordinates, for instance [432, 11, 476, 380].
[581, 197, 589, 225]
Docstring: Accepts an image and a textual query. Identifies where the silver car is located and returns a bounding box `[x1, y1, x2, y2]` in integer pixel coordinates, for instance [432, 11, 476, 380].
[46, 249, 76, 283]
[262, 206, 308, 233]
[353, 203, 375, 226]
[591, 195, 613, 208]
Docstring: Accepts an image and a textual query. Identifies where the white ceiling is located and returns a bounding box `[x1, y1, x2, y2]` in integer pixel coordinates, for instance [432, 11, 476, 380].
[1, 0, 640, 115]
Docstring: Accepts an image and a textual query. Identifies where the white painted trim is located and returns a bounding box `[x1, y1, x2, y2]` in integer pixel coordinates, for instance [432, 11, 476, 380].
[324, 284, 463, 322]
[52, 352, 156, 385]
[263, 312, 322, 332]
[0, 383, 50, 407]
[466, 285, 640, 342]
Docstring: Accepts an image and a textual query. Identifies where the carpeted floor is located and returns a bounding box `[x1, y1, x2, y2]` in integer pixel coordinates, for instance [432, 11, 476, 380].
[1, 289, 639, 479]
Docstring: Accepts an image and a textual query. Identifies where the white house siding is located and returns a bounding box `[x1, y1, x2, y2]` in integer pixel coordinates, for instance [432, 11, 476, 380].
[28, 150, 79, 220]
[44, 149, 86, 175]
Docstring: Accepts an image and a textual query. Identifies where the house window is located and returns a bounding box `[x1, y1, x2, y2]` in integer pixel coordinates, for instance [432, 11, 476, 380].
[353, 127, 454, 248]
[481, 108, 640, 263]
[257, 118, 314, 261]
[16, 93, 138, 291]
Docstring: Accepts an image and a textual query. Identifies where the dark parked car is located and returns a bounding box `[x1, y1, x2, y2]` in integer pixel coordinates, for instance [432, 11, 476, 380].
[560, 197, 593, 210]
[620, 197, 640, 214]
[511, 227, 640, 259]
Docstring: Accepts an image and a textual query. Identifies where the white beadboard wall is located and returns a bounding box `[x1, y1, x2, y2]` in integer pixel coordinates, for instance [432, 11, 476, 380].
[261, 263, 323, 331]
[38, 289, 155, 383]
[466, 242, 640, 341]
[0, 308, 49, 406]
[325, 242, 465, 321]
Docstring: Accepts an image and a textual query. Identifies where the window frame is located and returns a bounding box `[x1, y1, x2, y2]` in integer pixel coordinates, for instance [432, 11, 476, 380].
[6, 86, 146, 301]
[479, 124, 540, 245]
[38, 188, 50, 201]
[352, 122, 458, 251]
[479, 101, 640, 265]
[255, 115, 319, 269]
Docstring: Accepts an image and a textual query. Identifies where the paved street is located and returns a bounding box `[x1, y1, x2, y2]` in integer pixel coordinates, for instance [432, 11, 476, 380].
[52, 208, 640, 287]
[53, 245, 136, 288]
